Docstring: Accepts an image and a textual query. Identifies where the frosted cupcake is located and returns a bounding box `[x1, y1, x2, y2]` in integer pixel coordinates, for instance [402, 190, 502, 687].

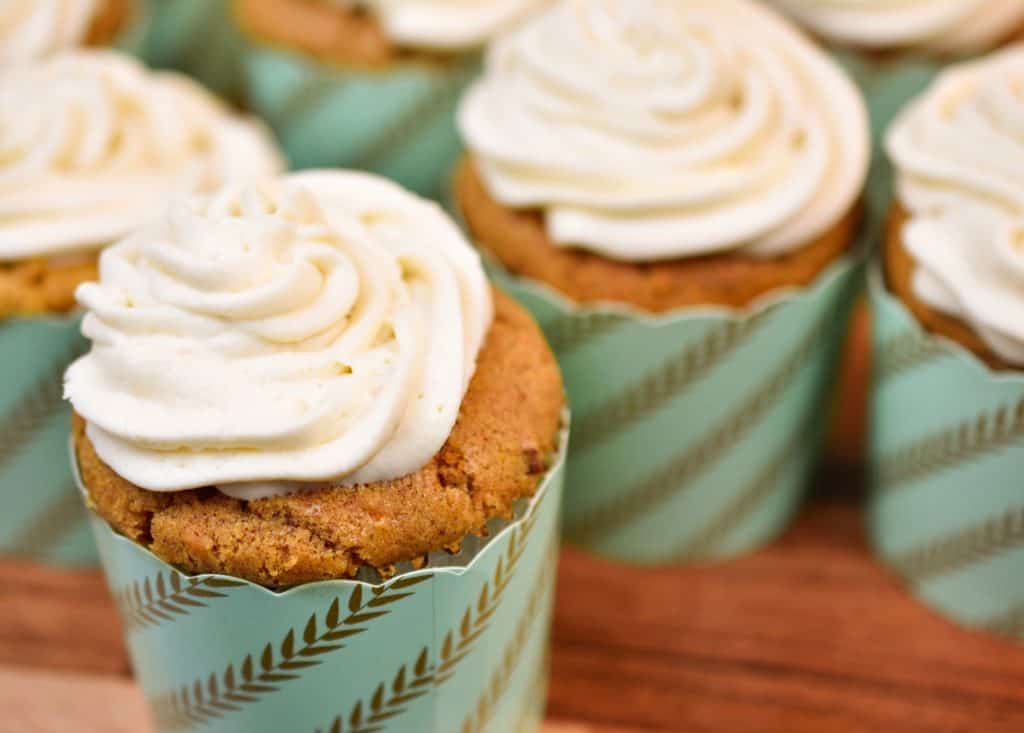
[67, 172, 566, 732]
[871, 45, 1024, 639]
[232, 0, 552, 196]
[1, 0, 149, 64]
[456, 0, 870, 563]
[0, 50, 281, 565]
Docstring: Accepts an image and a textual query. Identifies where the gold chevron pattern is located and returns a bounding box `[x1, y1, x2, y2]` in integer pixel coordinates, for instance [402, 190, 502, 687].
[566, 306, 833, 545]
[572, 311, 773, 455]
[671, 407, 821, 560]
[885, 506, 1024, 582]
[460, 553, 555, 733]
[313, 498, 548, 733]
[115, 572, 246, 634]
[874, 397, 1024, 496]
[151, 575, 431, 731]
[3, 485, 87, 559]
[873, 330, 951, 384]
[0, 336, 87, 474]
[541, 311, 626, 356]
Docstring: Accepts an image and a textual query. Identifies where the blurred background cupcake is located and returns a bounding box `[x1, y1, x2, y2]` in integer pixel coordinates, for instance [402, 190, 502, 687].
[232, 0, 552, 197]
[0, 50, 282, 565]
[764, 2, 1024, 470]
[456, 0, 869, 563]
[871, 45, 1024, 639]
[67, 172, 567, 732]
[1, 0, 152, 64]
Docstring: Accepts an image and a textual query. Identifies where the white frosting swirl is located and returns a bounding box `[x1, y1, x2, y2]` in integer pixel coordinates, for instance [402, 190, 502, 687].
[333, 0, 551, 50]
[887, 46, 1024, 366]
[458, 0, 869, 262]
[0, 0, 100, 64]
[0, 51, 284, 262]
[770, 0, 1024, 53]
[65, 172, 494, 498]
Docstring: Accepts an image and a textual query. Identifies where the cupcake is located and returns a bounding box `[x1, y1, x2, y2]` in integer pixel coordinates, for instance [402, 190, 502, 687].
[1, 0, 149, 63]
[66, 172, 567, 732]
[456, 0, 869, 563]
[232, 0, 551, 197]
[0, 50, 282, 565]
[871, 45, 1024, 640]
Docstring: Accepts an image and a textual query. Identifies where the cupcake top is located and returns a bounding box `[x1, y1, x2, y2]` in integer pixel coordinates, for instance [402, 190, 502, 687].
[65, 172, 494, 499]
[0, 51, 283, 262]
[0, 0, 103, 64]
[331, 0, 552, 50]
[887, 45, 1024, 367]
[458, 0, 869, 263]
[770, 0, 1024, 54]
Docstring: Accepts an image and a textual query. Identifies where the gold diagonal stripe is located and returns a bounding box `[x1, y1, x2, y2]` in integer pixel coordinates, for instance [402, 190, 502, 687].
[349, 64, 475, 177]
[565, 305, 833, 545]
[151, 576, 431, 731]
[314, 514, 548, 733]
[0, 338, 87, 474]
[116, 572, 246, 635]
[572, 311, 774, 455]
[884, 507, 1024, 582]
[982, 604, 1024, 639]
[3, 485, 87, 559]
[274, 75, 348, 130]
[541, 312, 626, 356]
[874, 398, 1024, 496]
[671, 405, 821, 560]
[460, 551, 555, 733]
[873, 331, 951, 384]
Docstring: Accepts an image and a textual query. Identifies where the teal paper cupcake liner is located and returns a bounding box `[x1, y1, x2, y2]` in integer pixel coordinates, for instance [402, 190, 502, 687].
[81, 422, 568, 733]
[488, 257, 861, 564]
[241, 40, 478, 198]
[141, 0, 247, 103]
[0, 315, 96, 566]
[868, 268, 1024, 640]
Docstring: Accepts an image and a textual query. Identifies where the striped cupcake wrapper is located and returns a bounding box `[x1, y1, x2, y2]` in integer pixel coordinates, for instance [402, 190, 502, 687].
[0, 315, 96, 566]
[488, 256, 862, 564]
[869, 268, 1024, 640]
[81, 423, 568, 733]
[240, 41, 479, 199]
[140, 0, 248, 102]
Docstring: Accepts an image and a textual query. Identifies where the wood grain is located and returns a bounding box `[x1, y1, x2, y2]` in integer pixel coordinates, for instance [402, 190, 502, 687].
[3, 493, 1024, 732]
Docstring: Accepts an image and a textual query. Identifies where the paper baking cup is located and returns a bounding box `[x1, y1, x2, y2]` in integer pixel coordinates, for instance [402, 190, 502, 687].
[81, 423, 567, 733]
[141, 0, 247, 102]
[488, 256, 861, 564]
[868, 269, 1024, 640]
[0, 316, 96, 566]
[241, 42, 478, 198]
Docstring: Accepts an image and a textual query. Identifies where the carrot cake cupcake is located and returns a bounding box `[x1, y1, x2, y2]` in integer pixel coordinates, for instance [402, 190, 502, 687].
[232, 0, 552, 196]
[1, 0, 144, 64]
[870, 45, 1024, 639]
[456, 0, 870, 562]
[0, 50, 281, 565]
[68, 172, 567, 732]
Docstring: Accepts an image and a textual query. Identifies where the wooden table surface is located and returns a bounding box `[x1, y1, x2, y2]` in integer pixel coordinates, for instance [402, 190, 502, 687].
[4, 472, 1024, 733]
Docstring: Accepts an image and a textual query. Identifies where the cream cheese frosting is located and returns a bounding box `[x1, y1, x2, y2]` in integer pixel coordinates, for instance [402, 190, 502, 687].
[334, 0, 551, 50]
[0, 51, 283, 262]
[770, 0, 1024, 54]
[64, 172, 494, 498]
[0, 0, 100, 64]
[457, 0, 869, 262]
[887, 45, 1024, 366]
